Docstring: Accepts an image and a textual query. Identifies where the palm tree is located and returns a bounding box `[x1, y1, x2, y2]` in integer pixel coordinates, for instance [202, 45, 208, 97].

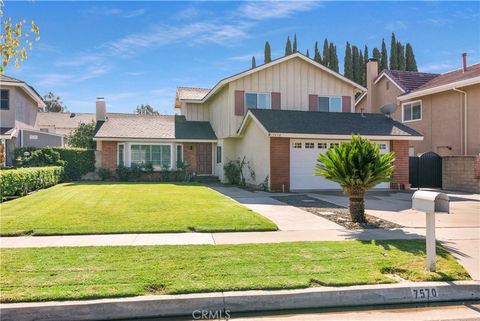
[315, 136, 395, 223]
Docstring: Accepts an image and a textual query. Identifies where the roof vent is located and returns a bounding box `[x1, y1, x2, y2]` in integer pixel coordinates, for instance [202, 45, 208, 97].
[69, 113, 76, 118]
[380, 103, 397, 117]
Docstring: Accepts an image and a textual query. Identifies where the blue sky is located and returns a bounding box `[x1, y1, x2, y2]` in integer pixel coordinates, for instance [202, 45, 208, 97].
[4, 1, 479, 114]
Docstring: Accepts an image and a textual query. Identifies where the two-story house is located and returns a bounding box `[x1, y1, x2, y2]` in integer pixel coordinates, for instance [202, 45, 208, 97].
[94, 53, 422, 191]
[356, 54, 480, 157]
[0, 75, 64, 165]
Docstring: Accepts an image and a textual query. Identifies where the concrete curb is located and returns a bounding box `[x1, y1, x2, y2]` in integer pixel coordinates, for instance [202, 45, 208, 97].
[1, 281, 479, 321]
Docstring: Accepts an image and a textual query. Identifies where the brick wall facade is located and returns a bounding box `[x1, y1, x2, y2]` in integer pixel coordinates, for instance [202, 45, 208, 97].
[390, 140, 410, 190]
[443, 156, 480, 193]
[101, 141, 117, 170]
[183, 143, 197, 173]
[270, 137, 290, 192]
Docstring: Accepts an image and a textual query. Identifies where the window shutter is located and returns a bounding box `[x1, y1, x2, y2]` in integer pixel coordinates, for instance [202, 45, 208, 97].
[342, 96, 351, 112]
[271, 92, 281, 110]
[309, 94, 318, 111]
[234, 90, 245, 116]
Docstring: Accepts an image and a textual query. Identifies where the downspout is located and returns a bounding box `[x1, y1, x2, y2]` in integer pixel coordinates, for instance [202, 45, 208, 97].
[453, 88, 467, 155]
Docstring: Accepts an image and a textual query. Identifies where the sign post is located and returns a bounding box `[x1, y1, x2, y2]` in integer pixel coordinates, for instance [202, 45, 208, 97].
[412, 191, 449, 272]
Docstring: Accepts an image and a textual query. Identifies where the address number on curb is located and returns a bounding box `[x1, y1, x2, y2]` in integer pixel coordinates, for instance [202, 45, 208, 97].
[411, 287, 439, 300]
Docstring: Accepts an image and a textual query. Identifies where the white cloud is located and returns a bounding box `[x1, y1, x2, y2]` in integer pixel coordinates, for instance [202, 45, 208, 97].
[37, 65, 111, 87]
[419, 63, 456, 73]
[238, 1, 320, 20]
[424, 18, 449, 26]
[85, 6, 146, 19]
[385, 20, 408, 31]
[228, 52, 263, 62]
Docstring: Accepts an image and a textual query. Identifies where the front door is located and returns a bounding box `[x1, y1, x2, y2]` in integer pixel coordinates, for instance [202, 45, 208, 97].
[196, 143, 212, 174]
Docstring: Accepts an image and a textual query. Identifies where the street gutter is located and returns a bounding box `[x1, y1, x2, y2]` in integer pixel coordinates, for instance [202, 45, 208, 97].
[1, 281, 479, 321]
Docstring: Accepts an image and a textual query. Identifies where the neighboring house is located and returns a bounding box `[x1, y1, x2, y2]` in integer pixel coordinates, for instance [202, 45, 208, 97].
[94, 52, 422, 191]
[35, 112, 96, 135]
[0, 75, 64, 165]
[356, 54, 480, 157]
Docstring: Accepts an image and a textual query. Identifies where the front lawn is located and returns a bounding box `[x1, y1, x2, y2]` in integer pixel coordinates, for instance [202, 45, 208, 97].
[0, 182, 276, 236]
[0, 240, 469, 302]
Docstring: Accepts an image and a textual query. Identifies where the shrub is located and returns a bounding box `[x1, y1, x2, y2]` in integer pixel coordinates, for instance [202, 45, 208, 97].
[14, 147, 95, 181]
[15, 147, 65, 168]
[223, 160, 242, 185]
[52, 147, 95, 181]
[0, 166, 63, 200]
[116, 165, 132, 181]
[96, 168, 111, 181]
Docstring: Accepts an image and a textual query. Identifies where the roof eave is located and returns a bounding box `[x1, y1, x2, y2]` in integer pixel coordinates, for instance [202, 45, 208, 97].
[373, 72, 406, 93]
[266, 132, 423, 141]
[1, 81, 46, 108]
[398, 76, 480, 101]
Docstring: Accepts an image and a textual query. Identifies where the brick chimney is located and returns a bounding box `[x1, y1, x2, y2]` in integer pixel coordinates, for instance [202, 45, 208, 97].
[96, 97, 106, 122]
[366, 58, 378, 113]
[462, 53, 467, 72]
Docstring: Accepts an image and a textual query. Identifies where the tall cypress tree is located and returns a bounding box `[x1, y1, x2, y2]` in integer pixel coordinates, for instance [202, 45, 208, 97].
[322, 38, 329, 67]
[314, 41, 321, 63]
[389, 32, 398, 70]
[372, 47, 381, 73]
[359, 49, 365, 87]
[293, 34, 298, 52]
[405, 43, 418, 71]
[264, 41, 271, 64]
[285, 36, 292, 56]
[344, 42, 353, 80]
[251, 56, 256, 69]
[397, 41, 405, 70]
[329, 43, 339, 72]
[352, 45, 361, 84]
[363, 45, 369, 86]
[380, 38, 388, 70]
[306, 48, 310, 58]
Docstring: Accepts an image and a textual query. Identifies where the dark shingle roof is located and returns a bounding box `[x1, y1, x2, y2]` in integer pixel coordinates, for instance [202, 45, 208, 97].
[249, 109, 422, 137]
[380, 70, 439, 93]
[175, 116, 217, 140]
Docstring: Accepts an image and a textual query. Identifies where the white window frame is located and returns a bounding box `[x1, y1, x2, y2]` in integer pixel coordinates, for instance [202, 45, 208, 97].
[117, 143, 125, 167]
[244, 92, 271, 111]
[402, 100, 422, 123]
[128, 143, 174, 170]
[305, 142, 314, 149]
[318, 96, 342, 113]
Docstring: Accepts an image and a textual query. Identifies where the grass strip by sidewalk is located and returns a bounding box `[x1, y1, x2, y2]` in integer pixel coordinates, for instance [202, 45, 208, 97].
[0, 182, 277, 236]
[0, 240, 470, 303]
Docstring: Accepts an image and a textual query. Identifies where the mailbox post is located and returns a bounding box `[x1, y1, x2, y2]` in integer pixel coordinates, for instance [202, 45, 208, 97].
[412, 191, 449, 272]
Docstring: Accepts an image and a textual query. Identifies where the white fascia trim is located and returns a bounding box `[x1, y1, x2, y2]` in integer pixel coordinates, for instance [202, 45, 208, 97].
[398, 76, 480, 101]
[0, 127, 18, 140]
[1, 81, 46, 108]
[354, 92, 367, 106]
[268, 133, 424, 141]
[94, 137, 217, 143]
[236, 111, 270, 137]
[182, 53, 367, 105]
[374, 72, 406, 93]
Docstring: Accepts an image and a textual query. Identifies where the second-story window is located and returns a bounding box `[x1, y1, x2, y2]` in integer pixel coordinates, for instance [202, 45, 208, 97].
[245, 93, 271, 110]
[318, 96, 342, 112]
[402, 101, 422, 122]
[1, 90, 9, 110]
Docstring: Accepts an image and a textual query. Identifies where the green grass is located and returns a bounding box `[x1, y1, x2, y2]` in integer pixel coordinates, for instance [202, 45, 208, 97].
[0, 240, 470, 303]
[0, 182, 277, 236]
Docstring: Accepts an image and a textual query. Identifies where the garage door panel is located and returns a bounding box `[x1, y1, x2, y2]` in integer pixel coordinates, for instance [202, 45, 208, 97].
[290, 139, 390, 190]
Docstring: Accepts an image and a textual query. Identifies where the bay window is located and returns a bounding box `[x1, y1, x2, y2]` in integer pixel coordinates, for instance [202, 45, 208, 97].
[130, 144, 171, 168]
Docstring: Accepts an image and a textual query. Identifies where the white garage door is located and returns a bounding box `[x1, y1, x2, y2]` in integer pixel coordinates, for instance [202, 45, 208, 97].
[290, 139, 390, 190]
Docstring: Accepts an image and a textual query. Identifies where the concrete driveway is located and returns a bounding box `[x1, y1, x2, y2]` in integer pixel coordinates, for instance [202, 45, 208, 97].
[310, 189, 480, 280]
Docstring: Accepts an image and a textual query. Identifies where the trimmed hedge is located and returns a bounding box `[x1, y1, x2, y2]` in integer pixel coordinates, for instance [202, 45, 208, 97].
[14, 147, 95, 181]
[0, 166, 63, 200]
[52, 147, 95, 181]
